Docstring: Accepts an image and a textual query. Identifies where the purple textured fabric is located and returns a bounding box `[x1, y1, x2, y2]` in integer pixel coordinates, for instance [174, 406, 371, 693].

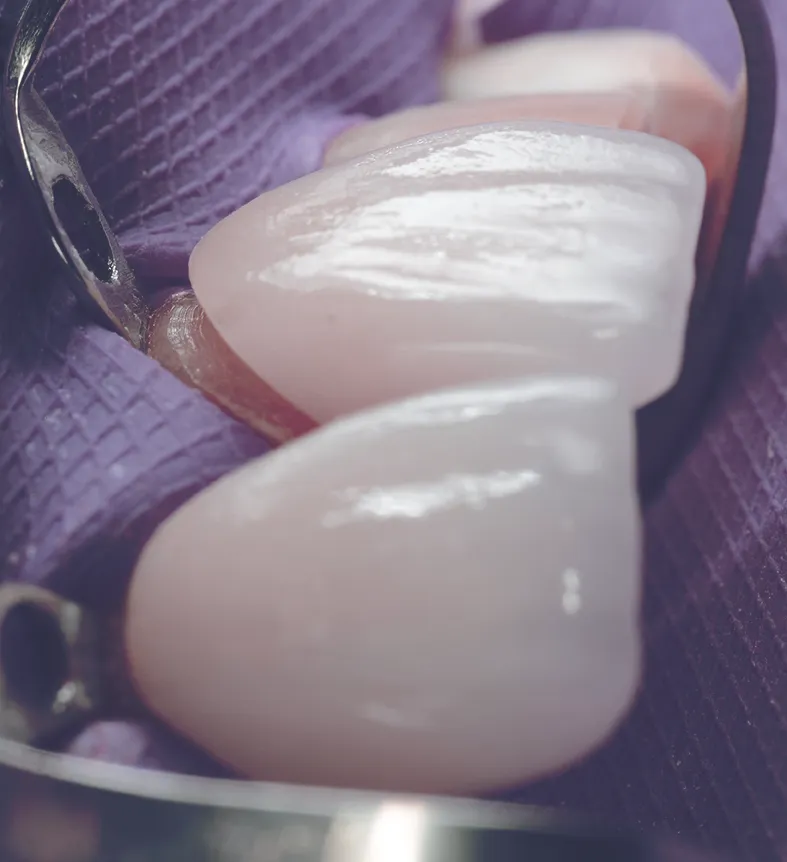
[0, 0, 786, 859]
[483, 3, 787, 861]
[0, 0, 453, 595]
[0, 0, 453, 770]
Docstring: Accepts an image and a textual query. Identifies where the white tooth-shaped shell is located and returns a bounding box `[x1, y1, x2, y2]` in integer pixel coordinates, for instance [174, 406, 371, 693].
[441, 29, 729, 102]
[190, 121, 706, 422]
[449, 0, 505, 53]
[127, 376, 641, 793]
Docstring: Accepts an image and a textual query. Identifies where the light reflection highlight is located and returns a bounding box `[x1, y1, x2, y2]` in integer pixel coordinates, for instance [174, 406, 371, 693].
[562, 568, 583, 616]
[364, 803, 429, 862]
[322, 469, 541, 527]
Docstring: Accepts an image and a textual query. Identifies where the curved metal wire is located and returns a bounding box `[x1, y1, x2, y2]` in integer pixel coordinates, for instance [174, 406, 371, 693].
[0, 0, 149, 349]
[637, 0, 777, 496]
[0, 0, 777, 857]
[1, 0, 778, 497]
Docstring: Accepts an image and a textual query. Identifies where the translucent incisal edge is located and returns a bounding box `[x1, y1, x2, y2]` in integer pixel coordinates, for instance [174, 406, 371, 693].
[0, 0, 773, 851]
[125, 375, 642, 792]
[188, 121, 706, 426]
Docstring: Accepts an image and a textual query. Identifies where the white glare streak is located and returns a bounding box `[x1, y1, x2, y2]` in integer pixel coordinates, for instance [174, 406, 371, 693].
[364, 804, 428, 862]
[562, 568, 582, 615]
[322, 470, 540, 527]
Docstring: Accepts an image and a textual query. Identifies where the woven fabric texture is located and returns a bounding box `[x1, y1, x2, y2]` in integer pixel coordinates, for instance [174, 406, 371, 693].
[2, 1, 787, 859]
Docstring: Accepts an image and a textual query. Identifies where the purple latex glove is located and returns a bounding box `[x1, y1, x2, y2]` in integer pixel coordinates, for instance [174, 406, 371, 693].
[482, 3, 787, 862]
[1, 0, 787, 859]
[0, 0, 453, 596]
[0, 0, 453, 771]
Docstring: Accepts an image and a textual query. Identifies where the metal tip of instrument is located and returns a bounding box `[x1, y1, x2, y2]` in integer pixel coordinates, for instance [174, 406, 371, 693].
[0, 583, 142, 747]
[1, 0, 149, 350]
[0, 585, 102, 745]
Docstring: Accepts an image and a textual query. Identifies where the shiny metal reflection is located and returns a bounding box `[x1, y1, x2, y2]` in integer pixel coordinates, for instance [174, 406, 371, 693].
[0, 0, 149, 349]
[0, 736, 725, 862]
[0, 0, 777, 498]
[0, 583, 729, 861]
[0, 0, 773, 858]
[0, 585, 108, 745]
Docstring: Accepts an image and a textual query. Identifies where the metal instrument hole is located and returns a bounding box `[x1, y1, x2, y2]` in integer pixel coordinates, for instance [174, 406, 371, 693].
[52, 176, 115, 284]
[0, 602, 70, 712]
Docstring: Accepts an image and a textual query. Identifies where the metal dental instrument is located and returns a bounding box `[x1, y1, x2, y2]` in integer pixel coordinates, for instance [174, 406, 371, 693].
[1, 0, 149, 350]
[0, 582, 727, 860]
[0, 585, 137, 747]
[0, 579, 733, 862]
[0, 0, 776, 858]
[0, 0, 778, 499]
